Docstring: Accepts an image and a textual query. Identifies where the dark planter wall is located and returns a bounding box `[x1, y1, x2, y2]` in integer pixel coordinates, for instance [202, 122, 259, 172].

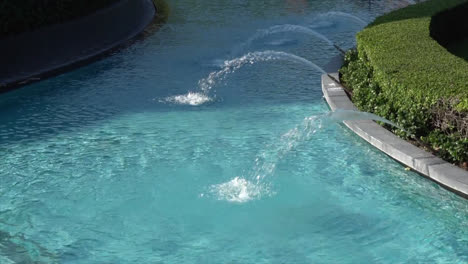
[0, 0, 120, 38]
[0, 0, 155, 88]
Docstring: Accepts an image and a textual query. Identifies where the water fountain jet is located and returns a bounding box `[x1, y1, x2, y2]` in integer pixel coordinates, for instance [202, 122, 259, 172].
[237, 25, 345, 55]
[208, 108, 412, 202]
[313, 11, 367, 27]
[164, 51, 327, 105]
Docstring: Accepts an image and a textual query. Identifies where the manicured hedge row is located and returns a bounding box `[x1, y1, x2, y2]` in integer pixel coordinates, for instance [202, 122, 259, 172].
[0, 0, 119, 38]
[340, 0, 468, 165]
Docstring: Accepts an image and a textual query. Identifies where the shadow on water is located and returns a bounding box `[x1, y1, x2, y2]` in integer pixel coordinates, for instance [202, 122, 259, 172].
[368, 0, 455, 27]
[0, 231, 56, 263]
[0, 36, 179, 146]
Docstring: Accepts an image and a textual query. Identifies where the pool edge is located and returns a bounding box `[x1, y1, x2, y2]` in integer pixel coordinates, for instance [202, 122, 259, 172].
[322, 73, 468, 198]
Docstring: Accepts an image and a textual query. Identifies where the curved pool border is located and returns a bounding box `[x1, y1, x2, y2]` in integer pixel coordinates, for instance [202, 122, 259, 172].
[0, 0, 159, 92]
[322, 73, 468, 197]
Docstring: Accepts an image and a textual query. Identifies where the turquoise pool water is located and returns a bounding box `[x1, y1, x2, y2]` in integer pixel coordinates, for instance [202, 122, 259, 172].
[1, 0, 468, 263]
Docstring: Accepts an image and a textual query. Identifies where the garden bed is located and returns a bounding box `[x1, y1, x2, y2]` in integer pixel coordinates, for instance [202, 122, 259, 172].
[339, 0, 468, 168]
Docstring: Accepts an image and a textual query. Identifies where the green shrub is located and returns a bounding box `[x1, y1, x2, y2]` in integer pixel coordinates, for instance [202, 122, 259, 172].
[424, 131, 468, 162]
[340, 0, 468, 164]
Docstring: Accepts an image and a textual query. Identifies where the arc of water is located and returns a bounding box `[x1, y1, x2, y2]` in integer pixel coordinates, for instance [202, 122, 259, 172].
[251, 115, 323, 182]
[251, 109, 406, 182]
[199, 50, 326, 94]
[164, 51, 325, 106]
[208, 109, 410, 202]
[326, 109, 405, 131]
[236, 24, 344, 55]
[206, 114, 323, 203]
[318, 11, 367, 26]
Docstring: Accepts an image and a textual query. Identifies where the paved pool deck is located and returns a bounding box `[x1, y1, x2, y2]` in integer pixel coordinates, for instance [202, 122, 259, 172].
[322, 73, 468, 197]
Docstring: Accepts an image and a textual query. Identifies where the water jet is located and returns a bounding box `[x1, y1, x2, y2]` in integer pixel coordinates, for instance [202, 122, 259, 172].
[237, 25, 345, 55]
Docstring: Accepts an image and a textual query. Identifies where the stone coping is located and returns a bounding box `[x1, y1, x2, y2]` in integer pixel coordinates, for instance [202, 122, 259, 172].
[322, 73, 468, 197]
[0, 0, 156, 91]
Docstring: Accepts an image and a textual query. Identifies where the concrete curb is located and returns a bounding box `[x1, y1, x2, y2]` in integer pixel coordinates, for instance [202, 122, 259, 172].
[0, 0, 156, 91]
[322, 73, 468, 197]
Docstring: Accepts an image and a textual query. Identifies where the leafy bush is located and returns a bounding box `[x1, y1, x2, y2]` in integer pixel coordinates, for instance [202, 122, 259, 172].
[431, 98, 468, 138]
[424, 131, 468, 163]
[340, 0, 468, 165]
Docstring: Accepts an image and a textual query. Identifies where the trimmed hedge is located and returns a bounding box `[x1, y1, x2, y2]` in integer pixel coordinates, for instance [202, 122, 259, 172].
[340, 0, 468, 165]
[0, 0, 119, 38]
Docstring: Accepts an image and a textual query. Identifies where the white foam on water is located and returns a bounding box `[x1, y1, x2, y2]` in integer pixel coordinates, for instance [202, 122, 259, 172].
[208, 177, 270, 203]
[162, 92, 213, 106]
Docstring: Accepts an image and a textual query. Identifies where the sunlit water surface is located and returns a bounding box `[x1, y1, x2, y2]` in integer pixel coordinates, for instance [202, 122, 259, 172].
[1, 0, 467, 263]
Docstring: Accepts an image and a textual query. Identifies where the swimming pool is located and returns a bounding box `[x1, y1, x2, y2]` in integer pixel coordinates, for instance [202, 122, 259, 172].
[1, 0, 467, 263]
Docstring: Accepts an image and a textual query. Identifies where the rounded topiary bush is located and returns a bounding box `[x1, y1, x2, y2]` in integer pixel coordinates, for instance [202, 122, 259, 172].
[340, 0, 468, 166]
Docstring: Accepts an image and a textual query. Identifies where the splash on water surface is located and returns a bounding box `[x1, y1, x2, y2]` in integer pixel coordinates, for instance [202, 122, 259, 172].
[207, 177, 272, 203]
[162, 92, 213, 106]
